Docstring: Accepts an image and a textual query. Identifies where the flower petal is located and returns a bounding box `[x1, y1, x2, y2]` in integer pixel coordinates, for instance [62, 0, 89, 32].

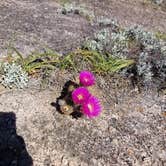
[72, 87, 91, 104]
[82, 96, 102, 118]
[79, 71, 95, 86]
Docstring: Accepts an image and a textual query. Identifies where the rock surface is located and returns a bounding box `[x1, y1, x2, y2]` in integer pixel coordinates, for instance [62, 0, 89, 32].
[0, 71, 165, 165]
[0, 0, 92, 55]
[0, 0, 166, 56]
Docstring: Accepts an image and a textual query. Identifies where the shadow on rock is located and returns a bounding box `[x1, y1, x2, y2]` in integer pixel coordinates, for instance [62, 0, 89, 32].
[0, 112, 33, 166]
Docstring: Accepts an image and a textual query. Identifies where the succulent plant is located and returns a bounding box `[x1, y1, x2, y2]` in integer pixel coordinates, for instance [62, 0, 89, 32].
[83, 29, 110, 52]
[110, 31, 129, 58]
[82, 23, 166, 87]
[58, 3, 94, 21]
[137, 52, 153, 82]
[151, 0, 164, 5]
[125, 26, 159, 47]
[1, 62, 29, 89]
[95, 29, 110, 43]
[83, 40, 99, 51]
[97, 17, 119, 31]
[59, 3, 77, 14]
[112, 26, 166, 85]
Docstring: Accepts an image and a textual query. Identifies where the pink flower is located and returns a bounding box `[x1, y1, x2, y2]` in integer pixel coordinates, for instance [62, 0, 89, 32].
[79, 71, 95, 86]
[72, 87, 90, 104]
[82, 96, 102, 118]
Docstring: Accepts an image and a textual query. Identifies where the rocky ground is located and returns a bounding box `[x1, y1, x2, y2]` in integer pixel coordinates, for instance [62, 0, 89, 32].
[0, 70, 165, 166]
[0, 0, 166, 55]
[0, 0, 166, 166]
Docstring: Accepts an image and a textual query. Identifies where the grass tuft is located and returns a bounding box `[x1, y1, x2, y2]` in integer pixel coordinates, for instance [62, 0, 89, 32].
[74, 49, 135, 74]
[1, 48, 135, 78]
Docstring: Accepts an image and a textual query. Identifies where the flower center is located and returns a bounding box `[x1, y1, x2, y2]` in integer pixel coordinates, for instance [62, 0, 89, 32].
[63, 106, 68, 111]
[87, 103, 93, 112]
[78, 94, 83, 100]
[84, 78, 88, 82]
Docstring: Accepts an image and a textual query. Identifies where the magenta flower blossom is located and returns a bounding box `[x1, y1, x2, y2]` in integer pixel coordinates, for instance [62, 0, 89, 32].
[82, 96, 102, 118]
[72, 87, 90, 104]
[79, 71, 95, 86]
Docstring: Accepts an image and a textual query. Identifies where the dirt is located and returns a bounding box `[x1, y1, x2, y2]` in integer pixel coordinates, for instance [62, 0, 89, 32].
[0, 0, 166, 166]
